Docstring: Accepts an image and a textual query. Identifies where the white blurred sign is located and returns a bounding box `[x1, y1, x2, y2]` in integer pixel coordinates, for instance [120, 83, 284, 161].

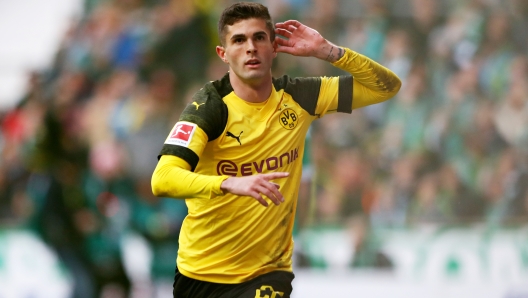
[0, 230, 72, 298]
[296, 226, 528, 298]
[0, 0, 83, 111]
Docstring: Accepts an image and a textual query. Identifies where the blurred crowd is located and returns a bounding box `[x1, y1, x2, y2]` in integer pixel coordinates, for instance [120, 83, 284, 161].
[1, 0, 528, 297]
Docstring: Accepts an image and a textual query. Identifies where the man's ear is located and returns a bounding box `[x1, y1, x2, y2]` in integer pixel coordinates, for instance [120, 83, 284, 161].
[216, 46, 228, 63]
[272, 40, 278, 58]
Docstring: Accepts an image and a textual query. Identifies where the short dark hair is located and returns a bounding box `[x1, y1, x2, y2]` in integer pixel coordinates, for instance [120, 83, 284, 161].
[218, 2, 275, 46]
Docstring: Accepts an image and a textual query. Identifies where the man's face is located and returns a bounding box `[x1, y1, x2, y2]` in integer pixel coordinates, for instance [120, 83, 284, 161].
[217, 18, 277, 84]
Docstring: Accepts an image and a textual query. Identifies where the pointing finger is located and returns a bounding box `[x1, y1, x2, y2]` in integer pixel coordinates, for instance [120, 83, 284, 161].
[261, 172, 289, 180]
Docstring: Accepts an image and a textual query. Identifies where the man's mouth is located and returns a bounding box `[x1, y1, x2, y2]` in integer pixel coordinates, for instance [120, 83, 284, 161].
[245, 59, 261, 66]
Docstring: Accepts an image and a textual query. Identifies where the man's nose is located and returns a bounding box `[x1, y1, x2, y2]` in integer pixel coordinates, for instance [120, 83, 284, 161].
[246, 40, 257, 54]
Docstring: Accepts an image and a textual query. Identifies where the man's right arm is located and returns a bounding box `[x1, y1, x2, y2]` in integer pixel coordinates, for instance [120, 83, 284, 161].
[151, 155, 228, 199]
[151, 155, 288, 206]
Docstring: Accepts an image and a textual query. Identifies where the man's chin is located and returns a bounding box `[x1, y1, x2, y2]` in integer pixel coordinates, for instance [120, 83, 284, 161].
[238, 71, 268, 82]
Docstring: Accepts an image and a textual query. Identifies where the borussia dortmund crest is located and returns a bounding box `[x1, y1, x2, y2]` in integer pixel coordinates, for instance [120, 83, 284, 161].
[279, 108, 298, 130]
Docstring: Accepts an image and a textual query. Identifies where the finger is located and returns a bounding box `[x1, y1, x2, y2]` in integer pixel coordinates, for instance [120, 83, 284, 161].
[275, 28, 293, 38]
[274, 22, 287, 29]
[276, 48, 296, 55]
[264, 182, 283, 201]
[279, 20, 302, 29]
[257, 185, 282, 205]
[276, 45, 296, 55]
[287, 25, 297, 33]
[260, 179, 284, 203]
[275, 22, 297, 31]
[249, 191, 269, 207]
[261, 172, 290, 180]
[275, 37, 292, 48]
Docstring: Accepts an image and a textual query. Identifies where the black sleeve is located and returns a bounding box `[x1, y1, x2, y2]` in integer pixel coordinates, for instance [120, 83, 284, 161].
[179, 83, 229, 141]
[157, 77, 230, 171]
[274, 75, 354, 115]
[274, 75, 321, 116]
[337, 75, 353, 114]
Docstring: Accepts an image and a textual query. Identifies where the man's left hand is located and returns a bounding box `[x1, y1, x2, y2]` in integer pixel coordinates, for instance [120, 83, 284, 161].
[275, 20, 343, 62]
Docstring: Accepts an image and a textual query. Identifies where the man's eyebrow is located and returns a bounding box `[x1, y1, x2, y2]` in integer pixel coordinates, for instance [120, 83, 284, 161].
[253, 31, 268, 37]
[229, 31, 268, 41]
[230, 33, 247, 41]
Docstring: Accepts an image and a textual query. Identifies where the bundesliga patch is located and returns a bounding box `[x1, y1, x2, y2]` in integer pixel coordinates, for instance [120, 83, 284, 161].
[165, 121, 197, 147]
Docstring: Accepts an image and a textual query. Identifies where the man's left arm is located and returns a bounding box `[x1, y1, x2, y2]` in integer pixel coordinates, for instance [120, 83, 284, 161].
[275, 20, 401, 109]
[333, 48, 401, 109]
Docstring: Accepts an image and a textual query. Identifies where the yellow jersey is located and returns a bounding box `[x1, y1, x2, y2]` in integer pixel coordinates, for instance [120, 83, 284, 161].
[154, 48, 401, 283]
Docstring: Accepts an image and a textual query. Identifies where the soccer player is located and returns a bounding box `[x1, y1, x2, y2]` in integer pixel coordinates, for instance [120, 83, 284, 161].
[151, 2, 401, 297]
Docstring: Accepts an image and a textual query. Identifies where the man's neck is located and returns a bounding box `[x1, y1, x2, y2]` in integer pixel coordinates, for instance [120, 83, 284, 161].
[229, 72, 273, 103]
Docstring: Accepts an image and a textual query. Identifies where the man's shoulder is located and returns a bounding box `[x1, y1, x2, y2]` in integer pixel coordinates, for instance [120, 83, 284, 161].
[180, 74, 231, 141]
[193, 73, 233, 104]
[272, 74, 322, 92]
[273, 75, 322, 116]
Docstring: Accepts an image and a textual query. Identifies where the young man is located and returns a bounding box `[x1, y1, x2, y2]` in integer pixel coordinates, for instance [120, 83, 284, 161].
[151, 2, 401, 297]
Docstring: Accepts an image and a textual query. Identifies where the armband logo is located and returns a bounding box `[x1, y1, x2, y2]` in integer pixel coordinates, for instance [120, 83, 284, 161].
[165, 121, 196, 147]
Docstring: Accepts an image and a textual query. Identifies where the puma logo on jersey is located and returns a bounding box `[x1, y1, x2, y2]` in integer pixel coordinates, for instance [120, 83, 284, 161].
[192, 102, 205, 110]
[226, 131, 243, 145]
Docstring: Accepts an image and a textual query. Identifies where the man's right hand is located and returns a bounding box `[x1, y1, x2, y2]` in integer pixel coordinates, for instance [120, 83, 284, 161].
[220, 172, 290, 207]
